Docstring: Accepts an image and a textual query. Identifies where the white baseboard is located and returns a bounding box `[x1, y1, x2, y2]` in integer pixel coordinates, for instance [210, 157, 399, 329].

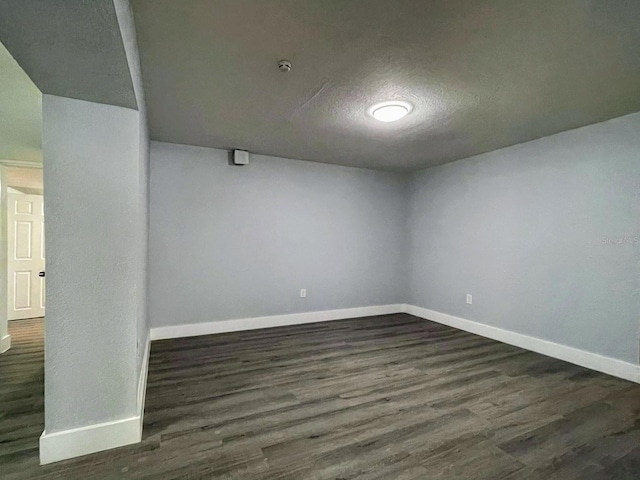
[40, 331, 152, 465]
[39, 416, 141, 465]
[150, 304, 404, 341]
[405, 304, 640, 384]
[40, 304, 636, 464]
[149, 303, 640, 383]
[137, 335, 151, 433]
[0, 334, 10, 354]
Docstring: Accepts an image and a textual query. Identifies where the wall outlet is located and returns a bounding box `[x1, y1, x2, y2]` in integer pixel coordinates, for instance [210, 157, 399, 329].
[466, 294, 473, 305]
[300, 289, 307, 298]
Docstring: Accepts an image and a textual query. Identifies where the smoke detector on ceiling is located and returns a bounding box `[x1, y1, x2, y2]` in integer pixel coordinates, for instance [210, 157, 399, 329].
[278, 59, 292, 72]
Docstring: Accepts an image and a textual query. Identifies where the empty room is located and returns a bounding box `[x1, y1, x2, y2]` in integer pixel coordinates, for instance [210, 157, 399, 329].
[1, 1, 640, 479]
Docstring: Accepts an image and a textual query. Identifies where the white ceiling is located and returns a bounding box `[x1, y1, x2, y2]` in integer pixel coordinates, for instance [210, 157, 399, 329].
[133, 0, 640, 171]
[0, 40, 41, 165]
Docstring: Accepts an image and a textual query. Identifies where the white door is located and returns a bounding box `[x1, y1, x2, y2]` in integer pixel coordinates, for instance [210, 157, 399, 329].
[7, 193, 45, 320]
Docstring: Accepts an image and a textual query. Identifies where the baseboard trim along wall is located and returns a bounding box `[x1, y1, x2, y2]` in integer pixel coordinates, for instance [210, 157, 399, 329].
[405, 304, 640, 384]
[0, 334, 11, 354]
[45, 302, 637, 464]
[150, 304, 406, 341]
[39, 333, 152, 465]
[150, 303, 639, 383]
[39, 416, 141, 465]
[137, 336, 151, 434]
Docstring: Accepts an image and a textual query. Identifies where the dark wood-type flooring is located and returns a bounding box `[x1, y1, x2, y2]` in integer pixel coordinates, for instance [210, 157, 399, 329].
[2, 314, 640, 479]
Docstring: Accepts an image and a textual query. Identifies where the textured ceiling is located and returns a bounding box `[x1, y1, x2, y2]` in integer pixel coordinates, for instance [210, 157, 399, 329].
[146, 2, 637, 170]
[0, 41, 42, 165]
[0, 0, 136, 109]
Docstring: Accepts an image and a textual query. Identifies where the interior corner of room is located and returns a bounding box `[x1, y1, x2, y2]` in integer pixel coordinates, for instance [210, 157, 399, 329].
[1, 0, 640, 478]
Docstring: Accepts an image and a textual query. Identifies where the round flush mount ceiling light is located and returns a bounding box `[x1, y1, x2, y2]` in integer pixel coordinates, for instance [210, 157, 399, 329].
[368, 100, 413, 122]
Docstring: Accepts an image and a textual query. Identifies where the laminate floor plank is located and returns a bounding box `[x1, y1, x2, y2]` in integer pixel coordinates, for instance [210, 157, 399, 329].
[2, 314, 640, 479]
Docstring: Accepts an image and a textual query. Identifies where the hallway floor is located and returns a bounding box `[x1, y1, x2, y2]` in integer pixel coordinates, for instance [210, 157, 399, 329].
[0, 317, 44, 475]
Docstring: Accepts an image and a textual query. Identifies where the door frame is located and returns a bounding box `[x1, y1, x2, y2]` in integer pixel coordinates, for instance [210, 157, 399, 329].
[0, 161, 44, 353]
[7, 191, 45, 320]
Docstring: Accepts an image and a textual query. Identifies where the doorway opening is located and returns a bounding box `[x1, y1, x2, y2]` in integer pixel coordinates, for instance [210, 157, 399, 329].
[6, 169, 45, 321]
[0, 33, 43, 354]
[0, 34, 45, 469]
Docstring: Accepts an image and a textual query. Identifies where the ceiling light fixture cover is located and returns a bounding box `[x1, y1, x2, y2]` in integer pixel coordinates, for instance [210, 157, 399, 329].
[369, 100, 413, 122]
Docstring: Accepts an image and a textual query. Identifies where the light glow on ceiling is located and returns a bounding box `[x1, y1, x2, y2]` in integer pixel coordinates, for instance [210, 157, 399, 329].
[369, 101, 413, 122]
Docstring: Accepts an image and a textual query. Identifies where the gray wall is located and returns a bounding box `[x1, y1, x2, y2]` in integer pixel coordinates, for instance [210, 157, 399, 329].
[149, 142, 408, 327]
[408, 112, 640, 363]
[43, 95, 145, 432]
